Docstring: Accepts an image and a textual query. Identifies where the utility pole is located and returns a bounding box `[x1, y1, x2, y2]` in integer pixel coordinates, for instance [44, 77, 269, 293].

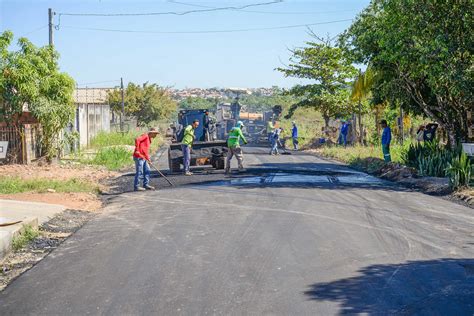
[120, 77, 125, 132]
[357, 68, 363, 144]
[48, 8, 54, 46]
[400, 106, 404, 145]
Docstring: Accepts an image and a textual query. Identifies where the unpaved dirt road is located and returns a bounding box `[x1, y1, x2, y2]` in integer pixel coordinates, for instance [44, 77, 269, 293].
[1, 147, 474, 315]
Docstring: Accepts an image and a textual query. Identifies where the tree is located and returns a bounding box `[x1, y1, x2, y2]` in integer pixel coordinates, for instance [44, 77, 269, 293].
[0, 31, 75, 161]
[277, 39, 358, 128]
[179, 96, 218, 110]
[340, 0, 474, 146]
[108, 82, 177, 126]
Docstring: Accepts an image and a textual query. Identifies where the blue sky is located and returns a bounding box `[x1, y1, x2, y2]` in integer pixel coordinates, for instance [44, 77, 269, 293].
[1, 0, 369, 88]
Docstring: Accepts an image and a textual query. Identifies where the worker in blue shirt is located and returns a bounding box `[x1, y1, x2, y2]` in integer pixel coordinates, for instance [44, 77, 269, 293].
[339, 120, 349, 147]
[380, 119, 392, 162]
[291, 121, 299, 150]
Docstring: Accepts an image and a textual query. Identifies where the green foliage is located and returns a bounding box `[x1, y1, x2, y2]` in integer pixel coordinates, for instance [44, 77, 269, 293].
[0, 30, 75, 160]
[0, 176, 96, 194]
[179, 97, 218, 110]
[89, 131, 140, 149]
[88, 146, 132, 171]
[401, 141, 472, 188]
[277, 39, 358, 126]
[340, 0, 474, 144]
[240, 87, 297, 112]
[108, 82, 177, 127]
[320, 144, 405, 164]
[12, 225, 39, 251]
[84, 131, 163, 170]
[446, 153, 472, 189]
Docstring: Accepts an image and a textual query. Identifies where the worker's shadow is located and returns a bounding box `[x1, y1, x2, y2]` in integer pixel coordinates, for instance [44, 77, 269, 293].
[303, 258, 474, 315]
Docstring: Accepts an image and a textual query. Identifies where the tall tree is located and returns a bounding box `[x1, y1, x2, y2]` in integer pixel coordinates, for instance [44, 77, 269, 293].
[340, 0, 474, 146]
[108, 82, 177, 126]
[0, 30, 75, 161]
[277, 39, 358, 127]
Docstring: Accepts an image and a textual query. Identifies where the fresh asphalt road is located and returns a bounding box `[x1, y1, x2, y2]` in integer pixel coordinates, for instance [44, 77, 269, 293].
[1, 147, 474, 315]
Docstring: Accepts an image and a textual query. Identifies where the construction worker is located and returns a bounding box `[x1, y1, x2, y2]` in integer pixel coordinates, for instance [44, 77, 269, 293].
[182, 119, 199, 176]
[226, 121, 248, 174]
[291, 121, 299, 150]
[270, 127, 283, 155]
[266, 120, 274, 142]
[133, 128, 159, 191]
[380, 119, 392, 162]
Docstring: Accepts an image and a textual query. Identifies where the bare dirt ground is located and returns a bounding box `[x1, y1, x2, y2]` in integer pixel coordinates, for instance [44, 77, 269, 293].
[0, 192, 103, 211]
[0, 163, 119, 211]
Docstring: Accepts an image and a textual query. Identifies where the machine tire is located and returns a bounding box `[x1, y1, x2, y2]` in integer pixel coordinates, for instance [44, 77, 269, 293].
[170, 159, 181, 173]
[216, 157, 225, 170]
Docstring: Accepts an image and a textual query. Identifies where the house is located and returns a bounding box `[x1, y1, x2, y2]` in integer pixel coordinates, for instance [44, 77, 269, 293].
[73, 88, 112, 147]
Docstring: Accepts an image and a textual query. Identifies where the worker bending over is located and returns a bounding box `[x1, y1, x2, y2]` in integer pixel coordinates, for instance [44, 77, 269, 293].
[226, 121, 248, 174]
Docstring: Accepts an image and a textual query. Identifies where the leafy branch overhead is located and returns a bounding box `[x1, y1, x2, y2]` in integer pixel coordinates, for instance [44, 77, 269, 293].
[277, 40, 358, 127]
[339, 0, 474, 146]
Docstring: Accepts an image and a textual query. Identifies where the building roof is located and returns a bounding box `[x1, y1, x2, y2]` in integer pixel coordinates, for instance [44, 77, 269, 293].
[74, 87, 114, 104]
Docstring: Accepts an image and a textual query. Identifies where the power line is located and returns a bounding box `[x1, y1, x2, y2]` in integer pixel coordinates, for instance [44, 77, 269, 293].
[62, 19, 353, 35]
[167, 1, 357, 15]
[76, 79, 121, 86]
[20, 25, 48, 37]
[57, 1, 283, 17]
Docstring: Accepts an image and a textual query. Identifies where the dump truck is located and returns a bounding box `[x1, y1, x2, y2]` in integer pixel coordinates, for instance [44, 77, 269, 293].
[168, 109, 227, 172]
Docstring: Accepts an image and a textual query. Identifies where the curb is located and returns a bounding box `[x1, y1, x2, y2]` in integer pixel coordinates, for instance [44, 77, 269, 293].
[0, 217, 38, 261]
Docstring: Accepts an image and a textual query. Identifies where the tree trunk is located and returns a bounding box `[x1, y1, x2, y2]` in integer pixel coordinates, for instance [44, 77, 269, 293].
[323, 114, 330, 129]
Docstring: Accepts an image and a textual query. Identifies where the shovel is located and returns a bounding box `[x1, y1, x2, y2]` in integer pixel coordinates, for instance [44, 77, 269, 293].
[148, 161, 174, 187]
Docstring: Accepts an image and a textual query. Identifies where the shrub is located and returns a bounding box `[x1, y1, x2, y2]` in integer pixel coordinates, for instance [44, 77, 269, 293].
[89, 146, 132, 171]
[446, 152, 472, 189]
[12, 225, 40, 251]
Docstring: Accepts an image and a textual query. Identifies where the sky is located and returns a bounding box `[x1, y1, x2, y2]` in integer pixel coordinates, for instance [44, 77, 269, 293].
[1, 0, 370, 89]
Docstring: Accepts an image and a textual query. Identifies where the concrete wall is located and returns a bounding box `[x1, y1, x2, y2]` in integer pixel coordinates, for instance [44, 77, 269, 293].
[75, 103, 111, 147]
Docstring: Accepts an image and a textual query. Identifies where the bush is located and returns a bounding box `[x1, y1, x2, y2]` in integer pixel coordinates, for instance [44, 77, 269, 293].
[89, 131, 141, 149]
[89, 146, 132, 171]
[446, 153, 472, 189]
[402, 141, 472, 189]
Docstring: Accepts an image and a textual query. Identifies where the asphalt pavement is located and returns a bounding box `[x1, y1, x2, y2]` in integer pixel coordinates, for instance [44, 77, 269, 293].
[1, 146, 474, 315]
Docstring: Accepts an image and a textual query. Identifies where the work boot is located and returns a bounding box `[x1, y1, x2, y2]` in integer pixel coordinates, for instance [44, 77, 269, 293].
[134, 187, 146, 192]
[184, 171, 193, 176]
[144, 185, 155, 190]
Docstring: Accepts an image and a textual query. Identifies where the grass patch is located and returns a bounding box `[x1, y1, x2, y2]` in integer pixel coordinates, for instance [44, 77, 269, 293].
[79, 131, 164, 170]
[318, 144, 406, 165]
[12, 225, 39, 251]
[88, 146, 132, 171]
[0, 176, 97, 194]
[89, 131, 141, 149]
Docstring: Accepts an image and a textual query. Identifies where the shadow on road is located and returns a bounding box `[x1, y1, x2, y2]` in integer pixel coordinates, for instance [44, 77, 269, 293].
[304, 258, 474, 315]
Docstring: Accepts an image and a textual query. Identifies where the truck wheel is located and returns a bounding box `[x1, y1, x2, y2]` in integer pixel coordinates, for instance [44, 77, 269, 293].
[170, 159, 181, 173]
[216, 157, 225, 170]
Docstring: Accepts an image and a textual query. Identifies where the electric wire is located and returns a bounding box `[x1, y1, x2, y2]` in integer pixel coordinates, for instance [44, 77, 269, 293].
[57, 1, 282, 17]
[61, 19, 353, 35]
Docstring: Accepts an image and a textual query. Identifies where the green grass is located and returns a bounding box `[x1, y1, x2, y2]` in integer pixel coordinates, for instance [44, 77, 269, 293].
[11, 225, 40, 251]
[89, 131, 141, 149]
[318, 144, 407, 165]
[0, 176, 97, 194]
[79, 131, 164, 170]
[88, 146, 133, 171]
